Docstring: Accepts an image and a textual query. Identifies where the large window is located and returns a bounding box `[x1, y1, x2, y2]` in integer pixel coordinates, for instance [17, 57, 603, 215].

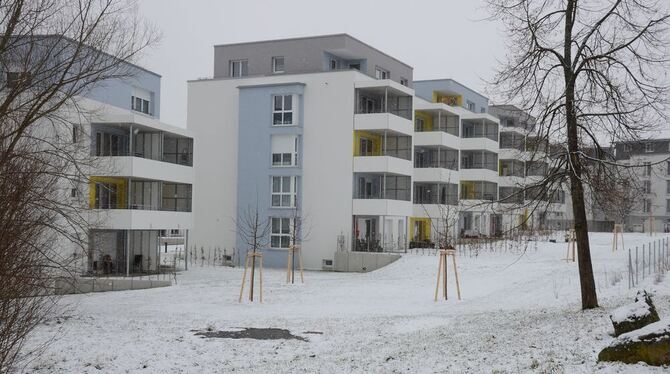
[134, 132, 161, 160]
[272, 95, 294, 125]
[644, 162, 652, 177]
[95, 132, 128, 156]
[271, 217, 291, 249]
[230, 59, 248, 77]
[271, 176, 296, 207]
[94, 182, 119, 209]
[162, 183, 192, 212]
[131, 181, 160, 210]
[131, 96, 150, 115]
[272, 56, 284, 73]
[163, 137, 193, 166]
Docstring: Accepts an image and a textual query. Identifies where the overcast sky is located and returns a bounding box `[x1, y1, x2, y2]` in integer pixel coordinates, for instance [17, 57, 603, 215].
[136, 0, 505, 127]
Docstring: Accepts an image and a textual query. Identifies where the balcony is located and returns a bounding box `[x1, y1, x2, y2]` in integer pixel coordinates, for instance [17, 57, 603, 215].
[413, 183, 458, 205]
[89, 178, 192, 215]
[353, 174, 411, 201]
[461, 119, 499, 142]
[460, 181, 498, 201]
[414, 110, 459, 136]
[354, 83, 413, 136]
[90, 209, 192, 230]
[499, 159, 525, 178]
[414, 146, 459, 170]
[499, 186, 524, 204]
[91, 124, 193, 167]
[93, 156, 193, 184]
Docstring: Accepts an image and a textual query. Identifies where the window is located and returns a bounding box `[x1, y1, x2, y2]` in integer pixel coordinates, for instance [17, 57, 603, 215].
[666, 180, 670, 194]
[94, 182, 119, 209]
[644, 180, 651, 194]
[272, 56, 285, 73]
[271, 217, 291, 249]
[95, 132, 128, 156]
[272, 95, 294, 125]
[162, 183, 192, 212]
[667, 161, 670, 176]
[643, 199, 652, 213]
[72, 124, 81, 143]
[6, 71, 31, 89]
[229, 59, 248, 77]
[644, 162, 652, 177]
[400, 77, 409, 86]
[272, 153, 293, 166]
[330, 59, 338, 70]
[271, 176, 296, 207]
[70, 188, 78, 198]
[645, 142, 654, 153]
[667, 199, 670, 213]
[467, 101, 475, 111]
[271, 134, 298, 167]
[359, 138, 374, 156]
[131, 96, 150, 115]
[163, 137, 193, 166]
[415, 117, 425, 132]
[375, 67, 390, 79]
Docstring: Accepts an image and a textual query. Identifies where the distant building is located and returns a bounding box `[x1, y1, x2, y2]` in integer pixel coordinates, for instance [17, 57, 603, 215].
[188, 34, 570, 270]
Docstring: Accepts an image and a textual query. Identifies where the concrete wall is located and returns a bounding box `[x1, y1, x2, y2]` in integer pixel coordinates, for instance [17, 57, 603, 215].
[214, 34, 413, 87]
[333, 251, 401, 272]
[54, 277, 171, 295]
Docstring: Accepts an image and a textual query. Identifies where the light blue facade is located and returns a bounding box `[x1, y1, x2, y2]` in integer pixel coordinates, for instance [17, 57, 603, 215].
[236, 83, 305, 267]
[84, 65, 161, 119]
[413, 79, 489, 114]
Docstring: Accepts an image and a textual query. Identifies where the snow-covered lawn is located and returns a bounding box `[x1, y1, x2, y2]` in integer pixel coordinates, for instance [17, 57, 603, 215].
[20, 233, 670, 373]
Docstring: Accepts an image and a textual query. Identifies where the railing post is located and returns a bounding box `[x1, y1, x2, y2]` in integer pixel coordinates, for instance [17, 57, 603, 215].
[635, 246, 639, 285]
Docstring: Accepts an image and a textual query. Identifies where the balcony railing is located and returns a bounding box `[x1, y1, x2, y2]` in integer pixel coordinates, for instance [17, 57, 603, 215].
[354, 175, 411, 201]
[355, 88, 413, 120]
[460, 181, 498, 201]
[461, 120, 499, 142]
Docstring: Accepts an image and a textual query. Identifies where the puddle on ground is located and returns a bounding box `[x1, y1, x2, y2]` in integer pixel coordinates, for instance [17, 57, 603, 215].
[192, 327, 310, 342]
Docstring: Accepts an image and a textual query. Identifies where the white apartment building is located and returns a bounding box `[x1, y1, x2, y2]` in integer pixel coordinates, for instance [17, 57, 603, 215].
[615, 139, 670, 233]
[68, 62, 194, 277]
[188, 34, 569, 270]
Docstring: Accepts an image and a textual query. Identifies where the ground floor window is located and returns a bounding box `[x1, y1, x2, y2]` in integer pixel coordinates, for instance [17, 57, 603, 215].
[271, 217, 291, 249]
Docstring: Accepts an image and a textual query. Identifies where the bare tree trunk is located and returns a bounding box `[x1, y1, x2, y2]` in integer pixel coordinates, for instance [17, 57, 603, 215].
[564, 0, 598, 309]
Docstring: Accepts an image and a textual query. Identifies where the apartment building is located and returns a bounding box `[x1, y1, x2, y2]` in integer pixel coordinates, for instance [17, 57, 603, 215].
[188, 34, 568, 270]
[72, 59, 194, 276]
[615, 139, 670, 233]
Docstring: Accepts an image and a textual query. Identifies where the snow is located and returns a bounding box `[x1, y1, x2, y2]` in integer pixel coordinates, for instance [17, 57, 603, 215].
[616, 319, 670, 343]
[18, 232, 670, 373]
[610, 297, 653, 324]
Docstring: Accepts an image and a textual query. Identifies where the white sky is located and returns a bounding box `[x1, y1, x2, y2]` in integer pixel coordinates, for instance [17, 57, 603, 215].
[136, 0, 505, 127]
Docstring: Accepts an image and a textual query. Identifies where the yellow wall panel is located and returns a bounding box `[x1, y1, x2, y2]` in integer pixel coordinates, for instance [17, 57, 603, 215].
[89, 176, 127, 209]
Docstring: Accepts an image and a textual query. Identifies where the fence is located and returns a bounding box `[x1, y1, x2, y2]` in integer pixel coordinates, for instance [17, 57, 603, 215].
[627, 237, 670, 289]
[186, 246, 237, 267]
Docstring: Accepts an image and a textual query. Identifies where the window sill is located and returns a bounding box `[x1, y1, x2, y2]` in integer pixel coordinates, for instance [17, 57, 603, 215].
[272, 123, 298, 127]
[271, 165, 298, 168]
[270, 206, 296, 209]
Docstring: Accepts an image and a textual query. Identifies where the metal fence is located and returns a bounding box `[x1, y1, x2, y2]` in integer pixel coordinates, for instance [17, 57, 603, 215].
[627, 237, 670, 289]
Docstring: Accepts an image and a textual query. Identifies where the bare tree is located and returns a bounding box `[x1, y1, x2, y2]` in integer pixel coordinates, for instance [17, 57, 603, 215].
[287, 202, 311, 283]
[0, 0, 157, 370]
[487, 0, 670, 309]
[234, 205, 271, 301]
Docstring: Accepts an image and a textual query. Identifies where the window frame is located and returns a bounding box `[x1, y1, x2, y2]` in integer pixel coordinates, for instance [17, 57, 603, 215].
[375, 67, 390, 80]
[270, 217, 292, 249]
[271, 176, 297, 208]
[229, 59, 248, 77]
[271, 56, 285, 73]
[272, 94, 295, 126]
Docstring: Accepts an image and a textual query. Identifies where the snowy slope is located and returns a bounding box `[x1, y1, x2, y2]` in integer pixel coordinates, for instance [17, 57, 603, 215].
[19, 232, 670, 373]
